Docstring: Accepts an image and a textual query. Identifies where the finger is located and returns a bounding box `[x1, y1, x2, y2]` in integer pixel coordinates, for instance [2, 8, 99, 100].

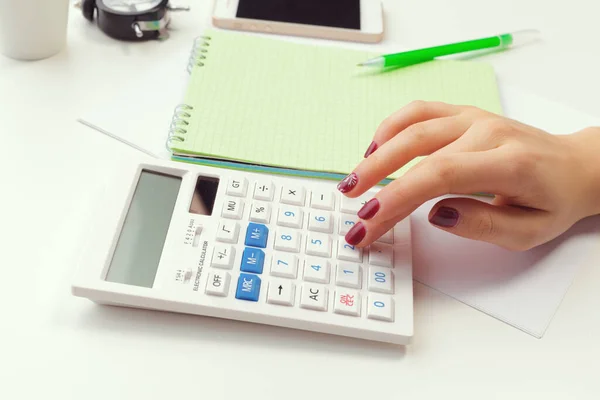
[364, 101, 463, 158]
[338, 115, 471, 197]
[344, 217, 399, 249]
[405, 121, 505, 177]
[345, 150, 519, 247]
[430, 119, 508, 158]
[427, 197, 552, 251]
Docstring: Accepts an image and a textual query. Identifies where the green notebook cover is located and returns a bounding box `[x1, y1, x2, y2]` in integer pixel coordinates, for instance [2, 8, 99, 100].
[168, 29, 503, 184]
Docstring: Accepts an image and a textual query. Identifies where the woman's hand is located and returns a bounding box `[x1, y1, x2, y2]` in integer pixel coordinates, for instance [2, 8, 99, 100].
[338, 101, 600, 251]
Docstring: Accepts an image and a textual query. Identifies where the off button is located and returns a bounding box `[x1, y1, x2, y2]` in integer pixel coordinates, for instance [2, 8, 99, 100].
[205, 271, 231, 297]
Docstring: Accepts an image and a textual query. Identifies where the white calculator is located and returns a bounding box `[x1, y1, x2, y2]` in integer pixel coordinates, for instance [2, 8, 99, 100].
[71, 160, 413, 345]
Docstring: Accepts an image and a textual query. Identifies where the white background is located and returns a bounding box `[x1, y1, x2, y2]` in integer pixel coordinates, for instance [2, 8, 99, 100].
[1, 1, 600, 399]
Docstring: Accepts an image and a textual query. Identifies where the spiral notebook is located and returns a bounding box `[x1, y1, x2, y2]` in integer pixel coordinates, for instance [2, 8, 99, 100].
[167, 29, 504, 182]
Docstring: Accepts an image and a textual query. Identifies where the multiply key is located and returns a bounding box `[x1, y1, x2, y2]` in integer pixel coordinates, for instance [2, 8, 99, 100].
[245, 222, 269, 248]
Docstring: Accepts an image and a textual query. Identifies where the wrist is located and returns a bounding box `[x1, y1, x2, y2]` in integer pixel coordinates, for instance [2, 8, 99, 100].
[569, 127, 600, 217]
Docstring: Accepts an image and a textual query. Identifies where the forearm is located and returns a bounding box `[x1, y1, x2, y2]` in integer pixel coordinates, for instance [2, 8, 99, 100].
[572, 127, 600, 216]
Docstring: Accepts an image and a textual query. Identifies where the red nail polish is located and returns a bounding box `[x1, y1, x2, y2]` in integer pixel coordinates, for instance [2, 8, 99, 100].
[364, 141, 378, 158]
[429, 206, 459, 227]
[345, 222, 366, 245]
[357, 198, 379, 220]
[337, 172, 358, 193]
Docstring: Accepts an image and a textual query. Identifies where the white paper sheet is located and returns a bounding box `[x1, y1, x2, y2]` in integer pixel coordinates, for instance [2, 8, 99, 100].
[77, 63, 600, 339]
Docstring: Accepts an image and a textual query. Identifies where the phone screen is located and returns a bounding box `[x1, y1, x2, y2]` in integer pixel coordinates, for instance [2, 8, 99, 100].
[236, 0, 361, 30]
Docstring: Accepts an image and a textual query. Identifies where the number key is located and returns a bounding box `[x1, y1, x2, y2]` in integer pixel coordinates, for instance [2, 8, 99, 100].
[308, 212, 333, 233]
[368, 266, 394, 294]
[367, 294, 394, 322]
[338, 213, 359, 235]
[337, 240, 362, 262]
[274, 230, 301, 253]
[305, 232, 332, 257]
[270, 253, 298, 279]
[336, 263, 362, 289]
[303, 257, 330, 284]
[277, 206, 303, 229]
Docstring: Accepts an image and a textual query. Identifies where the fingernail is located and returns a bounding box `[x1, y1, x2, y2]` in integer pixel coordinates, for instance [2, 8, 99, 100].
[429, 206, 459, 227]
[337, 172, 358, 193]
[364, 141, 378, 158]
[357, 198, 380, 220]
[345, 222, 366, 245]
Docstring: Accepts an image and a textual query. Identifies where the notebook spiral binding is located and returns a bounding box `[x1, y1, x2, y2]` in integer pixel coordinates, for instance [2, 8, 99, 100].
[166, 36, 211, 151]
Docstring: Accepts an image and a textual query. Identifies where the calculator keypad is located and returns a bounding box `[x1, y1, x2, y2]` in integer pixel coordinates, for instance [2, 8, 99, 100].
[333, 289, 361, 316]
[303, 257, 331, 284]
[249, 201, 271, 223]
[222, 198, 244, 220]
[305, 232, 332, 257]
[277, 206, 303, 228]
[206, 271, 231, 297]
[226, 177, 248, 197]
[308, 211, 334, 233]
[216, 221, 239, 243]
[270, 253, 298, 279]
[211, 245, 236, 269]
[336, 263, 362, 289]
[267, 279, 296, 306]
[204, 178, 405, 325]
[367, 294, 394, 322]
[300, 283, 328, 311]
[274, 229, 302, 252]
[310, 191, 335, 210]
[280, 185, 305, 206]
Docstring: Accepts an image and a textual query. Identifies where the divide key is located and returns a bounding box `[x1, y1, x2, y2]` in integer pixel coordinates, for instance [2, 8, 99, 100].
[245, 222, 269, 248]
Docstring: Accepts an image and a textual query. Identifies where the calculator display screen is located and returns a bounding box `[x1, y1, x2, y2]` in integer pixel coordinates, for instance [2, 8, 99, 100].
[236, 0, 361, 30]
[105, 170, 182, 288]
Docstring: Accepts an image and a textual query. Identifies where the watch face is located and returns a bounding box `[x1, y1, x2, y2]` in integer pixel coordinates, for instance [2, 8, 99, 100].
[102, 0, 163, 13]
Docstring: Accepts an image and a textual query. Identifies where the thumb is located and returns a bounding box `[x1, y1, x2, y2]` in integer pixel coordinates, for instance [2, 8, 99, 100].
[427, 197, 550, 251]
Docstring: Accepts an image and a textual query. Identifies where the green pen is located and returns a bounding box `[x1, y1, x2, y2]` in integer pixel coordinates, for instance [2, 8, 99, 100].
[358, 29, 540, 68]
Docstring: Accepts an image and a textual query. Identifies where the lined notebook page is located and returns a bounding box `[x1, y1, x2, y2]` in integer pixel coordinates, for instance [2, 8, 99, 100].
[172, 30, 503, 179]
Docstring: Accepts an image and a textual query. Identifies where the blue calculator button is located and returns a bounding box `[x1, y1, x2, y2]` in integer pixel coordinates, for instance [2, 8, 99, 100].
[245, 223, 269, 248]
[241, 247, 265, 274]
[235, 273, 261, 302]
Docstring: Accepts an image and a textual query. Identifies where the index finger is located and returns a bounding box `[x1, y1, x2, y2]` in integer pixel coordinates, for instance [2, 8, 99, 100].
[365, 101, 462, 157]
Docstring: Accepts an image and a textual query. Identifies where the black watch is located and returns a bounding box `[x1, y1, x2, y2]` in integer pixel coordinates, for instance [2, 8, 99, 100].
[81, 0, 189, 41]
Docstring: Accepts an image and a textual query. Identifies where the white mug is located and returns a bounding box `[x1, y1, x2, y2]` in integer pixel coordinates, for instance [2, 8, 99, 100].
[0, 0, 70, 60]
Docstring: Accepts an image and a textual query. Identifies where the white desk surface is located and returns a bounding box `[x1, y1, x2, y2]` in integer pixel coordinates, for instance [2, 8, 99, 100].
[2, 1, 599, 398]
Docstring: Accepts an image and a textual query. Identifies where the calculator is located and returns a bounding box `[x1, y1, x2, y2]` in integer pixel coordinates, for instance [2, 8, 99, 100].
[71, 160, 413, 345]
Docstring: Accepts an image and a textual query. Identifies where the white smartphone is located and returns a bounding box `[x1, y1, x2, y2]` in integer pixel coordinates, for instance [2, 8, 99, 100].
[212, 0, 384, 43]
